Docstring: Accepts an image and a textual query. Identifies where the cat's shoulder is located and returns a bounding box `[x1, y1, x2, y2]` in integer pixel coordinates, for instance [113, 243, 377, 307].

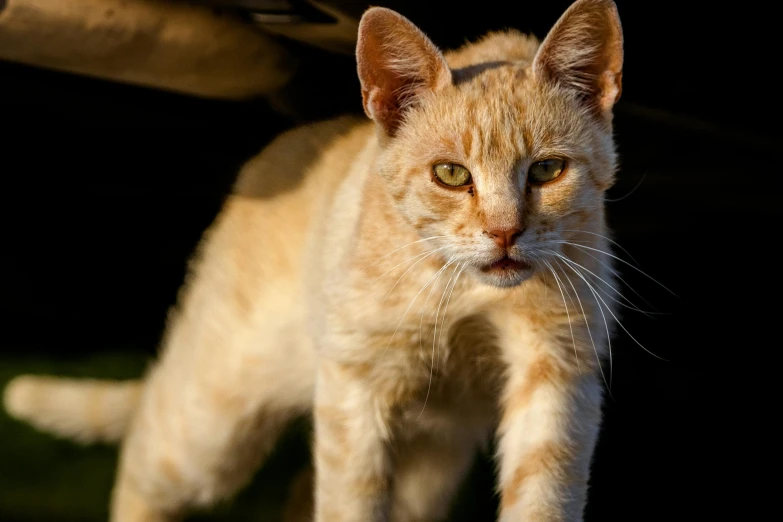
[246, 115, 368, 170]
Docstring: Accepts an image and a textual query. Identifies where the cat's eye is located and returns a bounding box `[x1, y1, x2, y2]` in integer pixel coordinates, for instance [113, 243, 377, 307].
[433, 163, 472, 187]
[528, 158, 566, 184]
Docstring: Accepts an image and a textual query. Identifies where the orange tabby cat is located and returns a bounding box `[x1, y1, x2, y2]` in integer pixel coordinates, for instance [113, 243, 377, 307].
[4, 1, 624, 520]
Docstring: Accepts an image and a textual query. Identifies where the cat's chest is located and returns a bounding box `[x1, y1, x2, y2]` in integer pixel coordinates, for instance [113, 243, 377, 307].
[391, 316, 506, 437]
[357, 300, 508, 417]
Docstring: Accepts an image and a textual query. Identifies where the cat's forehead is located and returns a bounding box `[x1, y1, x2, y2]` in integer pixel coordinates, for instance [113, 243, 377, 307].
[413, 67, 585, 169]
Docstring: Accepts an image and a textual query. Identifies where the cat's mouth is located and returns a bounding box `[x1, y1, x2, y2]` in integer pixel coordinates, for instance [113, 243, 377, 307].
[481, 256, 531, 273]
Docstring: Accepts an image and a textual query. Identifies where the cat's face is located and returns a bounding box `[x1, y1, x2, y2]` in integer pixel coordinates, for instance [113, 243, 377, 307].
[358, 1, 623, 288]
[379, 67, 616, 288]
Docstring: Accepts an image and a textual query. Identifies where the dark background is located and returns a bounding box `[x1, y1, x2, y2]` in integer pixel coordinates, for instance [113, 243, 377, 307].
[1, 0, 779, 520]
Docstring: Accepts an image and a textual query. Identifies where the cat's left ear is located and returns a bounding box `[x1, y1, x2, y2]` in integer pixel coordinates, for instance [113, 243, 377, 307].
[356, 7, 451, 136]
[533, 0, 623, 119]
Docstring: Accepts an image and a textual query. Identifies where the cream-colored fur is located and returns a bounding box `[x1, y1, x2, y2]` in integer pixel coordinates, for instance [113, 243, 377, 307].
[4, 1, 626, 521]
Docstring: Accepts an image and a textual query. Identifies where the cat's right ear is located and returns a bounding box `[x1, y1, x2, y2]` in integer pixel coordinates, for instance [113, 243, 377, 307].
[356, 8, 451, 136]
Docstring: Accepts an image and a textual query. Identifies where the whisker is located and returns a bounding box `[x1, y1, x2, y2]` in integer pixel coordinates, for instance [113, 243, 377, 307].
[556, 254, 668, 362]
[603, 170, 648, 203]
[551, 241, 677, 297]
[434, 261, 467, 374]
[547, 249, 661, 317]
[582, 277, 659, 316]
[417, 259, 459, 420]
[418, 258, 456, 361]
[379, 247, 450, 306]
[370, 245, 445, 287]
[561, 229, 640, 266]
[547, 259, 608, 393]
[554, 255, 615, 391]
[432, 262, 461, 375]
[378, 257, 454, 365]
[542, 259, 581, 373]
[437, 262, 468, 353]
[372, 235, 449, 265]
[558, 245, 661, 313]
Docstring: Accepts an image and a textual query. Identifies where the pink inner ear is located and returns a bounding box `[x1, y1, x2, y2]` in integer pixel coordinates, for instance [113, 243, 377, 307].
[356, 7, 450, 135]
[363, 86, 398, 128]
[599, 69, 623, 110]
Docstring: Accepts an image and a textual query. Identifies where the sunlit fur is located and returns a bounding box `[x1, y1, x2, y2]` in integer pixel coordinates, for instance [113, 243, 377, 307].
[383, 35, 616, 288]
[4, 1, 627, 521]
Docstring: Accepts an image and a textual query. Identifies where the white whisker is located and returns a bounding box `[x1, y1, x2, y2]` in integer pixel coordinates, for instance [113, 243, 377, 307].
[432, 262, 461, 375]
[434, 261, 468, 375]
[549, 250, 661, 317]
[542, 259, 581, 373]
[372, 235, 449, 265]
[379, 246, 450, 306]
[437, 261, 468, 354]
[370, 245, 445, 288]
[557, 245, 661, 313]
[603, 170, 648, 203]
[378, 256, 454, 365]
[555, 253, 668, 362]
[418, 261, 461, 420]
[418, 258, 456, 361]
[547, 258, 608, 392]
[553, 255, 615, 391]
[551, 241, 677, 297]
[561, 229, 640, 265]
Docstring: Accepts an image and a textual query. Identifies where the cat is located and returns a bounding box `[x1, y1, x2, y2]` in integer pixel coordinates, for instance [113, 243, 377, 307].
[4, 1, 624, 521]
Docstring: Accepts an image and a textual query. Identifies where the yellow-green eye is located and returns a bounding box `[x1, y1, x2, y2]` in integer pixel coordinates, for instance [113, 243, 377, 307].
[528, 158, 566, 184]
[433, 163, 472, 187]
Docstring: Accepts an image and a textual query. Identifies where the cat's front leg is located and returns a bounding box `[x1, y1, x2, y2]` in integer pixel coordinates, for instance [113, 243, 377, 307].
[313, 358, 393, 522]
[496, 320, 604, 522]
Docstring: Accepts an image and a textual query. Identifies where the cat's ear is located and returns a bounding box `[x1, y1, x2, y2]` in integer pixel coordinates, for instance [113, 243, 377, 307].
[356, 8, 451, 135]
[533, 0, 623, 118]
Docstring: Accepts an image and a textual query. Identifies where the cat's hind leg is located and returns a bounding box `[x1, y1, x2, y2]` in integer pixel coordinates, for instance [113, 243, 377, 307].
[107, 184, 321, 521]
[110, 303, 315, 521]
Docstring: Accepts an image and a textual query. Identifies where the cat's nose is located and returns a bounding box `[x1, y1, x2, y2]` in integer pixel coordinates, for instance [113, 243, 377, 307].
[484, 228, 523, 250]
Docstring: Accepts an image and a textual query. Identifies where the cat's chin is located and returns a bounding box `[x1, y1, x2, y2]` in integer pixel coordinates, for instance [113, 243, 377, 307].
[474, 257, 534, 288]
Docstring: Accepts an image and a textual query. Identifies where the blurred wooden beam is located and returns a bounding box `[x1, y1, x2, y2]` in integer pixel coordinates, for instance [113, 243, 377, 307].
[251, 1, 358, 55]
[0, 0, 295, 99]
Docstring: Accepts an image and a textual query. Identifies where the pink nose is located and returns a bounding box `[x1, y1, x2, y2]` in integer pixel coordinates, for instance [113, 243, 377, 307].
[484, 228, 523, 249]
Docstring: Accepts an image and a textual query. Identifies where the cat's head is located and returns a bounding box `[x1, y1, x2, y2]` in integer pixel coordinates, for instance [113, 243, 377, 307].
[358, 0, 623, 288]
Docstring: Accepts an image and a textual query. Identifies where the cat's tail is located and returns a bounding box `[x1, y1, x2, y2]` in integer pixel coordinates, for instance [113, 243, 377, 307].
[3, 375, 142, 444]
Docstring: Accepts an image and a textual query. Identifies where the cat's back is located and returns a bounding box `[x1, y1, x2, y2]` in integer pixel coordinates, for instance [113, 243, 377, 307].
[233, 115, 372, 200]
[183, 116, 373, 328]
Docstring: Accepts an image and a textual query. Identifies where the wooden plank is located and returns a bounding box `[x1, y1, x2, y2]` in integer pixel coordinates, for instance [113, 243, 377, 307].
[0, 0, 295, 99]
